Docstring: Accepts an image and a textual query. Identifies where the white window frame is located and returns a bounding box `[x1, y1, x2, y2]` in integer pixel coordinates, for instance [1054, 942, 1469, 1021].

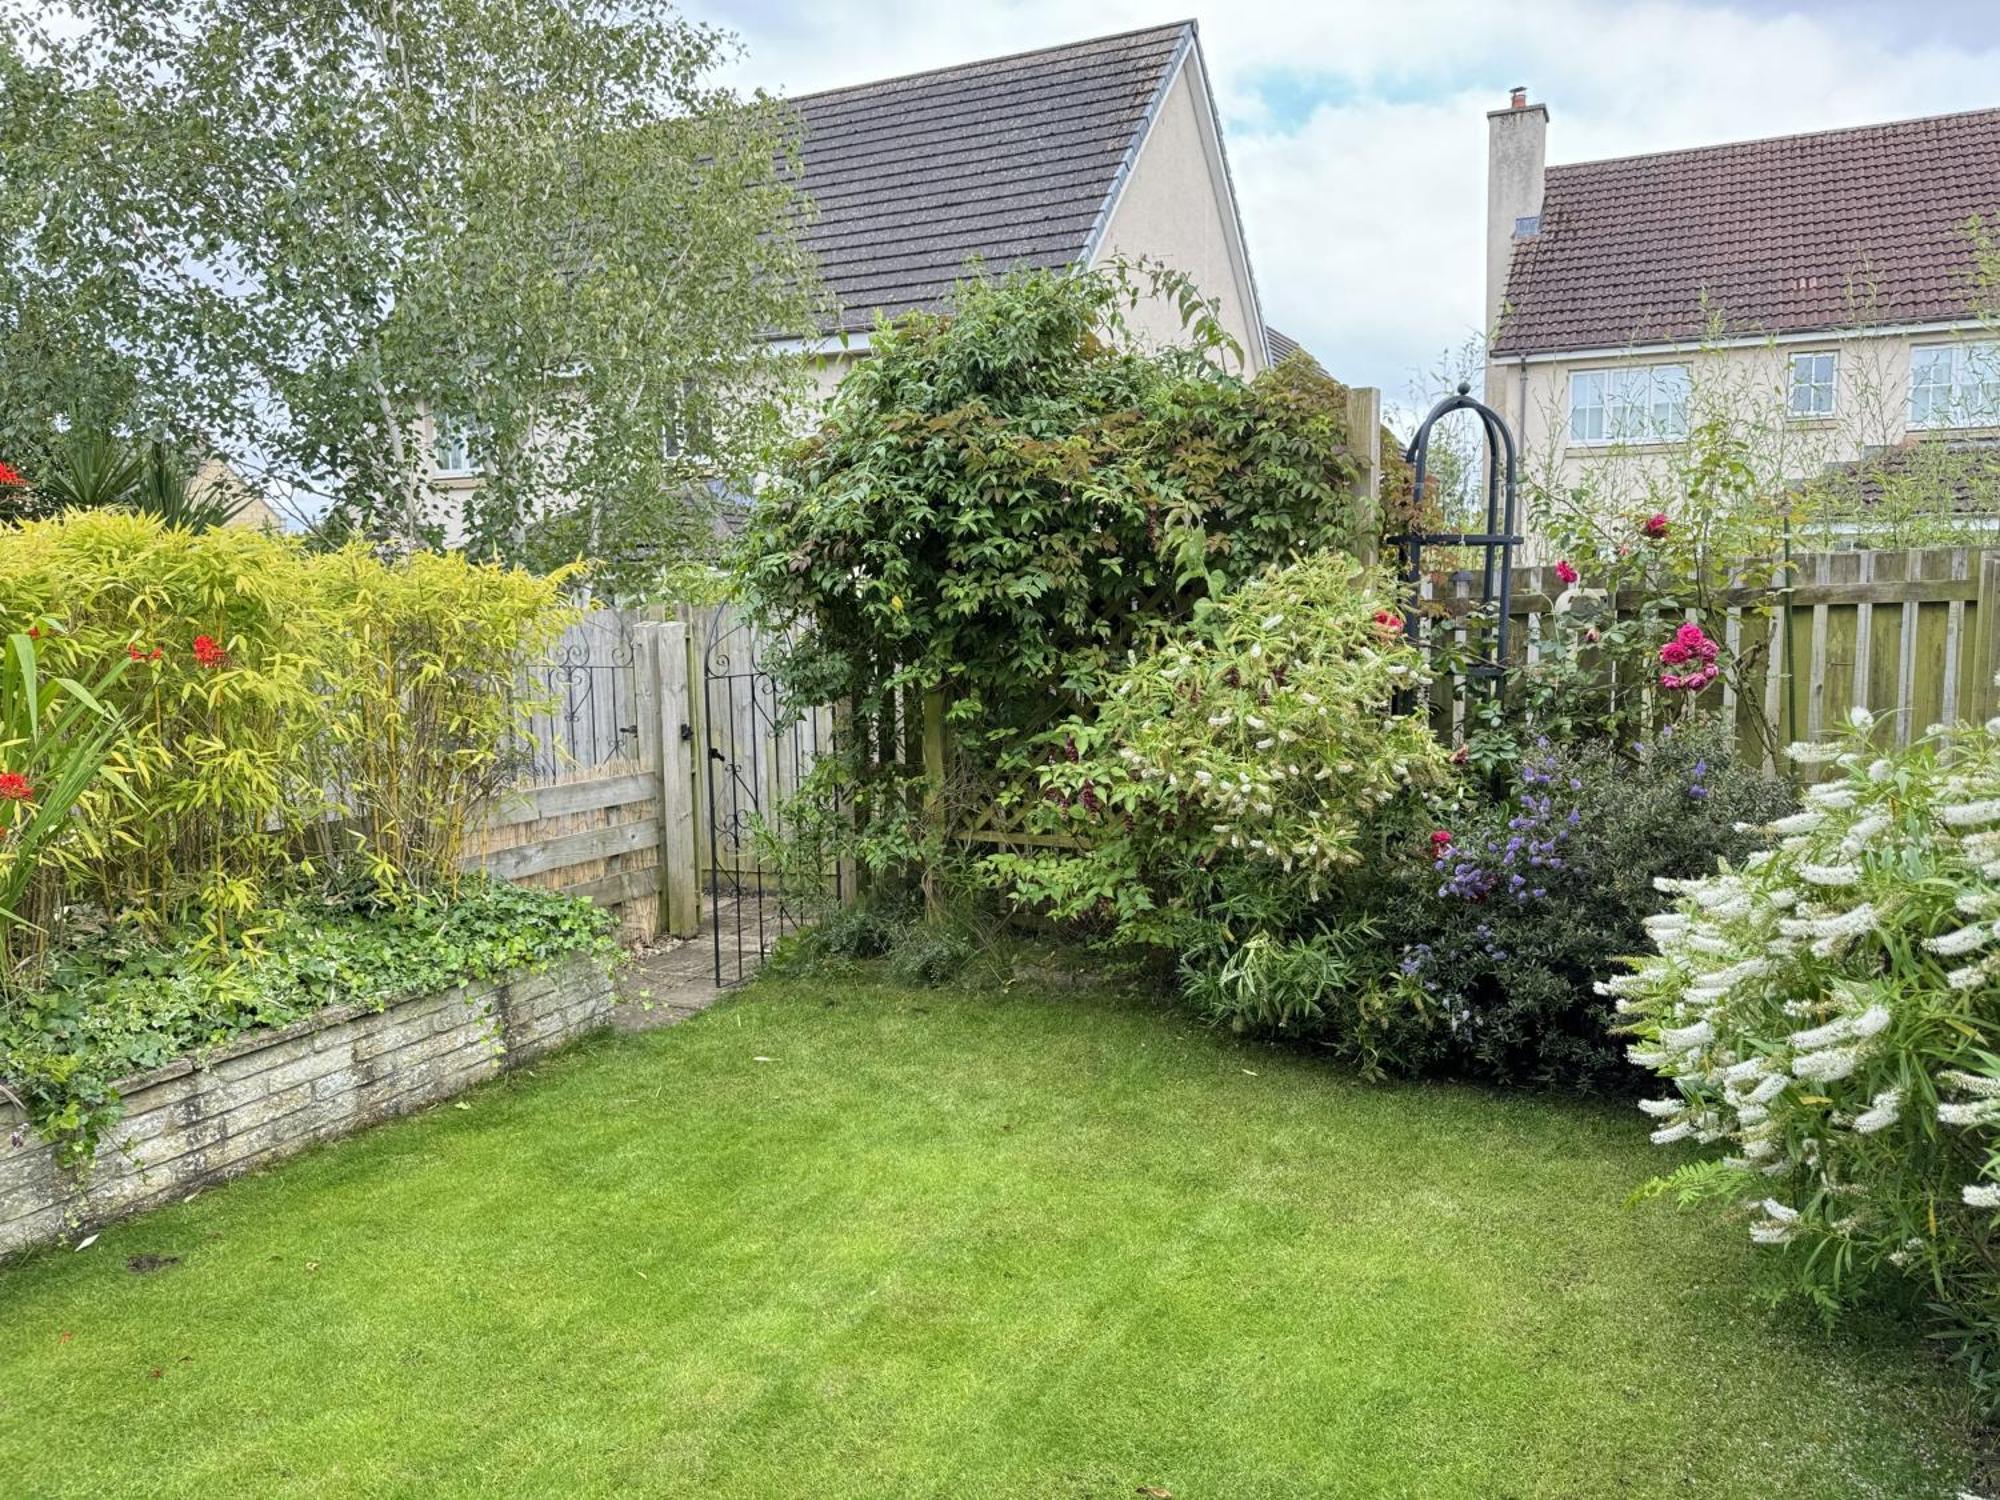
[1787, 350, 1838, 418]
[433, 416, 478, 477]
[1568, 364, 1690, 447]
[1909, 340, 2000, 430]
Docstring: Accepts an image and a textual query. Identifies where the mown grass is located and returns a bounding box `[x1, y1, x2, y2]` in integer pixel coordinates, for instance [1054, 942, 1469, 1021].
[0, 970, 1986, 1497]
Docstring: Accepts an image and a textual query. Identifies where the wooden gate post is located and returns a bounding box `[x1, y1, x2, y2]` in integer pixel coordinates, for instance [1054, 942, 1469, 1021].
[1346, 384, 1383, 567]
[636, 620, 701, 938]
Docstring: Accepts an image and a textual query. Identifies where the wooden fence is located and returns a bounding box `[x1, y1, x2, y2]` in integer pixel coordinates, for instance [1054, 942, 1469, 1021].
[1420, 545, 2000, 768]
[461, 615, 696, 943]
[462, 604, 826, 948]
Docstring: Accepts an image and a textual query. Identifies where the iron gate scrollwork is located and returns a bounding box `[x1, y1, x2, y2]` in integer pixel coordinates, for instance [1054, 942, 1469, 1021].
[700, 610, 839, 984]
[515, 610, 641, 785]
[1391, 380, 1524, 705]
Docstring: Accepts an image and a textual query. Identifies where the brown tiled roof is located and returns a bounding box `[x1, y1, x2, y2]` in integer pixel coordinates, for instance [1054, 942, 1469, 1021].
[1807, 438, 2000, 515]
[790, 24, 1193, 336]
[1493, 107, 2000, 356]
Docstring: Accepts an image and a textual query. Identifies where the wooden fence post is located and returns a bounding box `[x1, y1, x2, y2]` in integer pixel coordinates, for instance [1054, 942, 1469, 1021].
[632, 622, 664, 940]
[635, 620, 701, 938]
[1346, 384, 1383, 567]
[659, 621, 700, 938]
[1973, 553, 2000, 725]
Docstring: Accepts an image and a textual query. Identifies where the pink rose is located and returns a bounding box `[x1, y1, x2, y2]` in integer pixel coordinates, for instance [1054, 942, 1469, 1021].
[1554, 559, 1579, 586]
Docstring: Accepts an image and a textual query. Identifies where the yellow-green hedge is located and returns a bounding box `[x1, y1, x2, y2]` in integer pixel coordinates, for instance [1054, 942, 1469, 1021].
[0, 513, 574, 948]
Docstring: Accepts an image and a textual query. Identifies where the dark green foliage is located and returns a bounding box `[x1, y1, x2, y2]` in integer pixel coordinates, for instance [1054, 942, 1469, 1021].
[0, 433, 247, 529]
[746, 263, 1368, 762]
[742, 263, 1374, 887]
[887, 923, 974, 988]
[0, 876, 614, 1160]
[1385, 714, 1795, 1091]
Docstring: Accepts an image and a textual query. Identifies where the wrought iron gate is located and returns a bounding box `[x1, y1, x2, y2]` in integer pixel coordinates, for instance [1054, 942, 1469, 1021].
[699, 609, 838, 984]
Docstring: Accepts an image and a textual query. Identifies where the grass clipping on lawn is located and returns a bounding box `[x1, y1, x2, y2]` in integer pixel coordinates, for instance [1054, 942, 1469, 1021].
[0, 973, 1984, 1498]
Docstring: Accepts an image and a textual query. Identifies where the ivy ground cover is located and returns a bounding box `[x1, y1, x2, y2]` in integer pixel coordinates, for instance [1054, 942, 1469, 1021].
[0, 976, 1983, 1497]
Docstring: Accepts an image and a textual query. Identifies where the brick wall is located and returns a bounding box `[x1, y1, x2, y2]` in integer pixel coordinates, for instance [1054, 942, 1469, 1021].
[0, 952, 614, 1258]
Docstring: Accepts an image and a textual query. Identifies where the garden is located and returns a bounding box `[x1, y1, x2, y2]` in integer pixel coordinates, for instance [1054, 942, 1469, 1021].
[1, 1, 1999, 1454]
[6, 257, 2000, 1494]
[4, 256, 2000, 1493]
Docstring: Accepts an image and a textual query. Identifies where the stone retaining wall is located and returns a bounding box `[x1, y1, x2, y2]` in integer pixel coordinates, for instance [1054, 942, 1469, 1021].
[0, 952, 614, 1258]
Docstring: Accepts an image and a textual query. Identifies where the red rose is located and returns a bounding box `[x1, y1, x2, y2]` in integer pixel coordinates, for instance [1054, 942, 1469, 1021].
[1554, 559, 1578, 586]
[1642, 512, 1670, 539]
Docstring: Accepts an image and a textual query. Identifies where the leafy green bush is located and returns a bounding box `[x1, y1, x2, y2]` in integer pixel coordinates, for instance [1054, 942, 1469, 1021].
[1386, 716, 1792, 1091]
[1, 877, 614, 1162]
[741, 263, 1378, 902]
[0, 511, 572, 956]
[995, 552, 1447, 1066]
[1618, 708, 2000, 1403]
[887, 922, 976, 988]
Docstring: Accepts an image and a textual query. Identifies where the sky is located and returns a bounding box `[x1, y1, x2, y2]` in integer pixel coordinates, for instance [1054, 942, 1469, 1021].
[686, 0, 2000, 413]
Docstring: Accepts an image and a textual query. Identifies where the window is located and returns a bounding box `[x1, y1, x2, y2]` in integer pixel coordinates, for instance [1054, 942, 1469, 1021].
[433, 416, 477, 476]
[1568, 364, 1690, 446]
[1909, 341, 2000, 429]
[1788, 351, 1837, 417]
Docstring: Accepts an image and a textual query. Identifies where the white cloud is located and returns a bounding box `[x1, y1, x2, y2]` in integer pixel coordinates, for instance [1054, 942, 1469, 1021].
[689, 0, 2000, 406]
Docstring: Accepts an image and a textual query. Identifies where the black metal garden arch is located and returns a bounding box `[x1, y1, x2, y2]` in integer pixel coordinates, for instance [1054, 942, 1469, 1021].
[1392, 379, 1524, 693]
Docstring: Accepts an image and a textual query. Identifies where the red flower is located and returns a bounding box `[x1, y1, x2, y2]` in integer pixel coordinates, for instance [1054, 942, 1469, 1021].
[1554, 559, 1579, 586]
[0, 771, 32, 802]
[128, 644, 164, 663]
[1659, 622, 1719, 676]
[1372, 609, 1403, 634]
[0, 461, 21, 487]
[26, 627, 38, 639]
[1430, 829, 1454, 850]
[1641, 512, 1670, 540]
[192, 634, 228, 669]
[1657, 623, 1721, 694]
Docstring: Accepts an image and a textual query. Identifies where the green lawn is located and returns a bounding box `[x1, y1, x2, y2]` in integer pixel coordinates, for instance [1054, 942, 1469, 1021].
[0, 972, 1985, 1498]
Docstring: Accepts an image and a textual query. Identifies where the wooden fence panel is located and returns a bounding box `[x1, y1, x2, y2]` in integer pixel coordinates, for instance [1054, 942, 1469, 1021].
[1425, 545, 2000, 766]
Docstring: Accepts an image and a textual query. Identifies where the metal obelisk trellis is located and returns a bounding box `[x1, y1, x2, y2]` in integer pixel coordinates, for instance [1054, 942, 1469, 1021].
[1392, 380, 1524, 704]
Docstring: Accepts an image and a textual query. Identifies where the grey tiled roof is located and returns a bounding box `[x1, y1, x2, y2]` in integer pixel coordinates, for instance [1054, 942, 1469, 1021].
[1494, 106, 2000, 356]
[1265, 326, 1307, 364]
[789, 23, 1193, 336]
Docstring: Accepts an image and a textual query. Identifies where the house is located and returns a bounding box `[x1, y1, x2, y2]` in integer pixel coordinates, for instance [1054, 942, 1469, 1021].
[419, 22, 1318, 546]
[1482, 92, 2000, 540]
[778, 21, 1272, 400]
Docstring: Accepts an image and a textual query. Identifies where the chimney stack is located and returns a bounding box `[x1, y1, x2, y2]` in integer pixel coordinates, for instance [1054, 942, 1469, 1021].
[1485, 89, 1548, 344]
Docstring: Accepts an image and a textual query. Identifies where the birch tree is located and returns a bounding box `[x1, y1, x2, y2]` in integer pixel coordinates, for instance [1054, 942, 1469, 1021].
[0, 1, 817, 585]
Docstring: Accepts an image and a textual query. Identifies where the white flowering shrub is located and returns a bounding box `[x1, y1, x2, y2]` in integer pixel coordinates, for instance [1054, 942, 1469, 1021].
[992, 554, 1448, 1062]
[1619, 706, 2000, 1397]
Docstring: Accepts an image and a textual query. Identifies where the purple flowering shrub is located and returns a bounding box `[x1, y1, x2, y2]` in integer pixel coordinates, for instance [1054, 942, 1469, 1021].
[1383, 714, 1793, 1091]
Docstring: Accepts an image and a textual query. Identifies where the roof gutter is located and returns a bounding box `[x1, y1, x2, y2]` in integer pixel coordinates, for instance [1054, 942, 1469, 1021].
[1497, 317, 1990, 365]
